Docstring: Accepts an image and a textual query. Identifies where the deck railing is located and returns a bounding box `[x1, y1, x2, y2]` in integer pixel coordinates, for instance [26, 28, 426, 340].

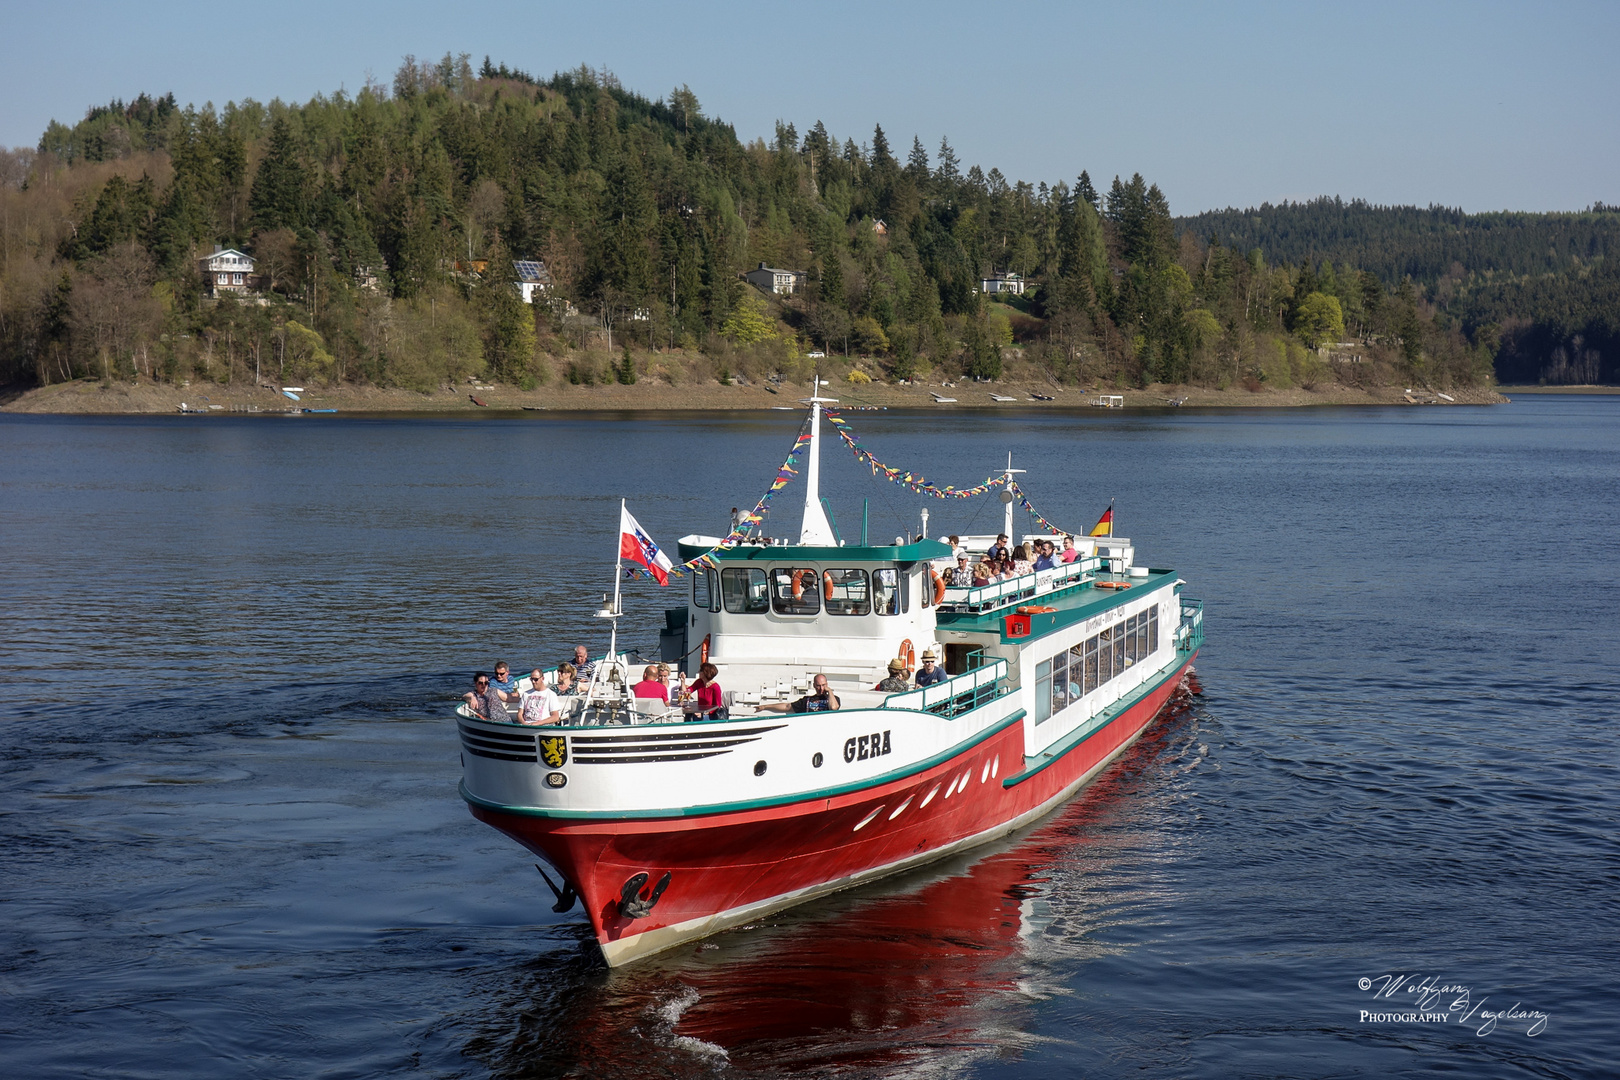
[882, 657, 1009, 718]
[937, 557, 1100, 614]
[1176, 598, 1204, 653]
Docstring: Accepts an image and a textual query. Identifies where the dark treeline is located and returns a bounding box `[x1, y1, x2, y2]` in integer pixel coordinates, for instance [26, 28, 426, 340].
[1183, 197, 1620, 383]
[0, 57, 1520, 394]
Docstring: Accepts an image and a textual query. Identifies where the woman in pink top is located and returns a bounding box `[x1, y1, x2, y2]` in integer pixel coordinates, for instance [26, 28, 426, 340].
[686, 662, 724, 719]
[632, 665, 670, 703]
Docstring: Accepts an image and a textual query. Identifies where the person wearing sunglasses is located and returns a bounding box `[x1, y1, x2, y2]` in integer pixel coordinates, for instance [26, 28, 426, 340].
[463, 672, 508, 721]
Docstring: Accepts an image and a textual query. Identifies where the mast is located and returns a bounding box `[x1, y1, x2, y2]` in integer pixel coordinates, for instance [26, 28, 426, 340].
[798, 378, 838, 545]
[1001, 452, 1026, 540]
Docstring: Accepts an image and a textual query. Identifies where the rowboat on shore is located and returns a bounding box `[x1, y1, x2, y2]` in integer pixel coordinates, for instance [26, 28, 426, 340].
[455, 394, 1204, 967]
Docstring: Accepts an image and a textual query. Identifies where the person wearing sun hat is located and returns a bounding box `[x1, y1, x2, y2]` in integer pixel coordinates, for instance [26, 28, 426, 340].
[875, 656, 911, 692]
[914, 650, 947, 687]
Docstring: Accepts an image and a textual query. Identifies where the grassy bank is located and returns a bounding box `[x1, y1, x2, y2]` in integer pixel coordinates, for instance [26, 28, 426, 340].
[2, 377, 1509, 415]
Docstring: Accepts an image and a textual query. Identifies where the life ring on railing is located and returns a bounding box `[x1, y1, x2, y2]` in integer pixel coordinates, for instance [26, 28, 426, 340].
[699, 634, 710, 666]
[930, 570, 947, 606]
[823, 571, 836, 602]
[898, 638, 916, 672]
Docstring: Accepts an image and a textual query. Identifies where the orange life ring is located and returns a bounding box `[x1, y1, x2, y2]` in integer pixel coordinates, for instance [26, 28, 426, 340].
[899, 638, 916, 671]
[931, 570, 947, 606]
[823, 571, 835, 602]
[699, 634, 710, 666]
[790, 573, 804, 601]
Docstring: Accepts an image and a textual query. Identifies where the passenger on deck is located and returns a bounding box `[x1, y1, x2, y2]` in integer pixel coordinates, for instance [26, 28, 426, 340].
[914, 650, 948, 687]
[633, 665, 670, 703]
[1034, 542, 1056, 571]
[1011, 545, 1034, 576]
[875, 657, 911, 693]
[684, 663, 724, 720]
[568, 645, 596, 683]
[464, 673, 508, 721]
[950, 553, 975, 586]
[972, 561, 992, 587]
[554, 663, 580, 696]
[518, 671, 563, 725]
[1060, 535, 1080, 564]
[988, 533, 1012, 562]
[759, 673, 841, 713]
[490, 662, 518, 696]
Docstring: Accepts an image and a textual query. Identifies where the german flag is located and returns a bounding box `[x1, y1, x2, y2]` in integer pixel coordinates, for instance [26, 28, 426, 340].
[1088, 503, 1114, 537]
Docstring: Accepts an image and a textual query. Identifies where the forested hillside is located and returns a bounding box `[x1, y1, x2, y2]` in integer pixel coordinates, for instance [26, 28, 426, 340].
[0, 57, 1518, 395]
[1182, 198, 1619, 383]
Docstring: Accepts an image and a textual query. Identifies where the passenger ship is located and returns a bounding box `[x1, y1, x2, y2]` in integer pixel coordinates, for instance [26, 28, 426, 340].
[456, 396, 1204, 967]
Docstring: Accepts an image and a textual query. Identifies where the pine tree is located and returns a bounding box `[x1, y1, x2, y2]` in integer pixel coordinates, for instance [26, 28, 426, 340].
[249, 115, 306, 232]
[906, 136, 929, 181]
[1077, 170, 1099, 211]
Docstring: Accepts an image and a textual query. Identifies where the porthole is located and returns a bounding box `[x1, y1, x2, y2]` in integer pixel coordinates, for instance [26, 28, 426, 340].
[812, 752, 824, 768]
[754, 760, 768, 776]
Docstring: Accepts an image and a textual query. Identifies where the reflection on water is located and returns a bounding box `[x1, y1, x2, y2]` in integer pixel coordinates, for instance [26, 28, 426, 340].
[471, 696, 1204, 1078]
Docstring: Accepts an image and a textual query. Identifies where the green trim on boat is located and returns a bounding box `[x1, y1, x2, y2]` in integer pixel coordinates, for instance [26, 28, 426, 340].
[462, 708, 1028, 821]
[1001, 651, 1193, 790]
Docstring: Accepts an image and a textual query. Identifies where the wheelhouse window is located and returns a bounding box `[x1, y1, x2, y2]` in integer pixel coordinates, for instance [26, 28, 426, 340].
[721, 567, 769, 614]
[823, 569, 870, 616]
[874, 568, 900, 615]
[769, 568, 821, 615]
[693, 567, 719, 612]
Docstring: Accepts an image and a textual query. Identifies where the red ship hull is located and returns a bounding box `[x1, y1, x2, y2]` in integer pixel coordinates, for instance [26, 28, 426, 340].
[471, 651, 1197, 966]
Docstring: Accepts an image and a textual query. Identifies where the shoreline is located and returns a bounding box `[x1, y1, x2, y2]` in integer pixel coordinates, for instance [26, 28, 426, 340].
[0, 378, 1514, 415]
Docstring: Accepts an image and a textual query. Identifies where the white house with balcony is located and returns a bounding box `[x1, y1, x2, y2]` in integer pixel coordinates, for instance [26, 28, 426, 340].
[200, 247, 255, 296]
[979, 271, 1025, 296]
[742, 262, 807, 296]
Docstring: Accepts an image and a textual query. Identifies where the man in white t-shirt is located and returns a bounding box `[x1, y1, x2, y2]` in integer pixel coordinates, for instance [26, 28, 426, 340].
[518, 669, 563, 726]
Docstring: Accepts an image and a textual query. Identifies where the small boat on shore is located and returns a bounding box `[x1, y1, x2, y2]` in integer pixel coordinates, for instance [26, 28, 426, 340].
[456, 395, 1204, 967]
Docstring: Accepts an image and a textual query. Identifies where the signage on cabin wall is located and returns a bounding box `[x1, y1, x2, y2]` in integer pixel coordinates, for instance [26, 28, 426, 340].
[845, 731, 892, 763]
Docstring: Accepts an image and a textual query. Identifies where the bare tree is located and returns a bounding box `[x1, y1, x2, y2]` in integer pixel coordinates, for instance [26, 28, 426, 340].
[69, 242, 161, 379]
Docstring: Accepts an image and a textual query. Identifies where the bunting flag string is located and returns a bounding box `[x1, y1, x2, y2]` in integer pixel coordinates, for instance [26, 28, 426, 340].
[1008, 480, 1070, 536]
[622, 415, 813, 579]
[822, 409, 1009, 500]
[623, 409, 1089, 581]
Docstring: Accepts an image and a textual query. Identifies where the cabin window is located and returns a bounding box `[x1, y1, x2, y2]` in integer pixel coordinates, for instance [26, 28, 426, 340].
[1149, 607, 1159, 654]
[1083, 637, 1098, 695]
[769, 568, 821, 615]
[1051, 653, 1068, 717]
[918, 567, 931, 608]
[721, 567, 769, 614]
[823, 569, 871, 616]
[873, 568, 900, 615]
[1034, 659, 1052, 725]
[1112, 625, 1126, 674]
[693, 567, 719, 612]
[1098, 628, 1114, 683]
[1069, 644, 1085, 705]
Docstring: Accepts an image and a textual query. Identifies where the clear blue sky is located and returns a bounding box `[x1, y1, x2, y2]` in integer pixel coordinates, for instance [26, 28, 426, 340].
[3, 0, 1614, 214]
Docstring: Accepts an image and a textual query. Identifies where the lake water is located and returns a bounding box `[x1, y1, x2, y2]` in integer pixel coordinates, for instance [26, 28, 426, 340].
[1, 398, 1615, 1079]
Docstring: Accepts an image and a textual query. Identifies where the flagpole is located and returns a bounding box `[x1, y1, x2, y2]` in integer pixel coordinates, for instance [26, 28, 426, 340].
[1109, 498, 1115, 538]
[607, 499, 625, 668]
